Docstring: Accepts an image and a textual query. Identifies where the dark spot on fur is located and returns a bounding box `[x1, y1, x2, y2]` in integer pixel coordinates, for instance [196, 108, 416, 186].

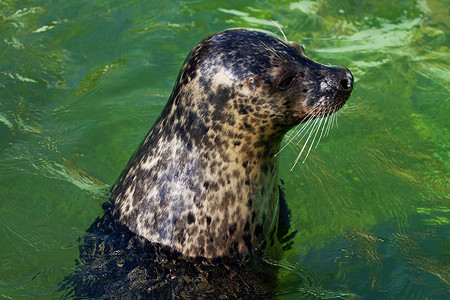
[210, 181, 220, 192]
[232, 241, 239, 252]
[242, 161, 248, 168]
[177, 233, 185, 245]
[224, 191, 235, 205]
[245, 179, 250, 185]
[229, 223, 237, 236]
[206, 216, 211, 225]
[238, 105, 248, 115]
[214, 135, 223, 147]
[187, 212, 195, 224]
[244, 220, 250, 232]
[203, 181, 209, 190]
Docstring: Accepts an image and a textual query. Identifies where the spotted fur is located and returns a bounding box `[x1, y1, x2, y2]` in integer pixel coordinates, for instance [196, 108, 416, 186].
[111, 29, 353, 258]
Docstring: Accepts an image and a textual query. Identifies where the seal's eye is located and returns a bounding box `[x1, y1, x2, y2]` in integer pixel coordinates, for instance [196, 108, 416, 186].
[278, 74, 296, 91]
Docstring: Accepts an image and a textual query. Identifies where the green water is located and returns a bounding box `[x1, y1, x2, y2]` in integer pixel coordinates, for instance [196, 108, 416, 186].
[0, 0, 448, 298]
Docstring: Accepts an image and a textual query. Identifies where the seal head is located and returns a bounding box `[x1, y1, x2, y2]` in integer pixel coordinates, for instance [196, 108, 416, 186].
[111, 29, 353, 258]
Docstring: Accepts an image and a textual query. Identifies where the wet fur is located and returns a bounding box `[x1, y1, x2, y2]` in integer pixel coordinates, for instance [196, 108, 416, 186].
[60, 187, 294, 298]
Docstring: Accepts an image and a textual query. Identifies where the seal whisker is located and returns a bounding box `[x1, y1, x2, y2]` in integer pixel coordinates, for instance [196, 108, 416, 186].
[326, 108, 335, 136]
[291, 104, 342, 168]
[326, 107, 334, 136]
[257, 37, 281, 59]
[277, 126, 302, 156]
[290, 117, 321, 171]
[314, 111, 328, 149]
[301, 115, 324, 163]
[292, 115, 317, 147]
[330, 108, 336, 131]
[271, 20, 288, 43]
[276, 110, 318, 157]
[283, 123, 299, 142]
[293, 112, 316, 138]
[283, 119, 303, 143]
[325, 108, 334, 136]
[277, 125, 300, 156]
[334, 109, 339, 129]
[292, 115, 323, 166]
[294, 109, 322, 146]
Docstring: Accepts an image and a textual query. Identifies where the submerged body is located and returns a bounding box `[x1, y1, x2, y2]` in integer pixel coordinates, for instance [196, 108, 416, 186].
[111, 29, 353, 258]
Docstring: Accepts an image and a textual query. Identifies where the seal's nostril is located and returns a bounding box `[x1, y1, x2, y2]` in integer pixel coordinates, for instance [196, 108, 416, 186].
[340, 78, 350, 91]
[339, 69, 353, 92]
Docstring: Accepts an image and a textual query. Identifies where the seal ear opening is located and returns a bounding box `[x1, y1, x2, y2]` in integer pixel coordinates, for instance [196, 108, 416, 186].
[247, 77, 256, 92]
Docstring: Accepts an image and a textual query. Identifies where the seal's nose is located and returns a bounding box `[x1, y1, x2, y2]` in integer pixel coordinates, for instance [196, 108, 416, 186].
[339, 68, 353, 92]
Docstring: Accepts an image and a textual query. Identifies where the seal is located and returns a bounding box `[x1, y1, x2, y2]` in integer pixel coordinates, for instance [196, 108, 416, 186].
[111, 28, 353, 258]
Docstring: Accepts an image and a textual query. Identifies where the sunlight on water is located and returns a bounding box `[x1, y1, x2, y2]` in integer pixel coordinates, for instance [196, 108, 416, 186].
[0, 0, 448, 298]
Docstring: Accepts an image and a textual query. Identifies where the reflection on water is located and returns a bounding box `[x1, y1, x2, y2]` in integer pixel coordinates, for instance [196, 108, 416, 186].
[0, 0, 448, 298]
